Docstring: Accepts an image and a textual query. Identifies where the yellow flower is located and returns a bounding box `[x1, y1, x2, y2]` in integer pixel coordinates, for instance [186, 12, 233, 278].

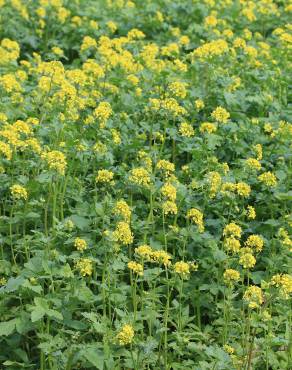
[246, 205, 256, 219]
[179, 35, 190, 46]
[57, 7, 70, 23]
[179, 122, 195, 137]
[211, 106, 230, 123]
[162, 98, 186, 116]
[200, 122, 217, 134]
[208, 171, 221, 198]
[111, 129, 121, 145]
[204, 15, 217, 27]
[114, 200, 131, 221]
[173, 59, 188, 72]
[271, 274, 292, 299]
[127, 74, 139, 85]
[157, 160, 175, 174]
[107, 21, 117, 33]
[154, 132, 165, 143]
[228, 76, 241, 92]
[75, 258, 93, 276]
[258, 172, 277, 187]
[0, 141, 12, 160]
[64, 219, 74, 231]
[223, 29, 234, 39]
[242, 6, 256, 22]
[223, 223, 242, 239]
[236, 182, 251, 197]
[161, 42, 179, 56]
[41, 150, 67, 175]
[262, 310, 272, 321]
[161, 183, 177, 201]
[264, 123, 273, 134]
[0, 74, 22, 93]
[174, 261, 190, 278]
[82, 59, 104, 79]
[127, 28, 145, 40]
[150, 250, 172, 266]
[0, 276, 7, 286]
[94, 102, 112, 128]
[162, 201, 178, 215]
[81, 36, 97, 51]
[74, 237, 87, 252]
[138, 150, 152, 170]
[224, 237, 241, 254]
[253, 144, 263, 160]
[243, 286, 263, 308]
[0, 113, 8, 122]
[223, 269, 240, 284]
[116, 324, 134, 345]
[95, 169, 114, 184]
[223, 344, 235, 355]
[113, 222, 133, 245]
[89, 20, 99, 30]
[271, 274, 282, 287]
[135, 245, 153, 260]
[278, 228, 292, 249]
[245, 158, 261, 171]
[245, 235, 264, 252]
[187, 208, 205, 233]
[128, 261, 143, 276]
[195, 99, 205, 110]
[52, 47, 63, 56]
[193, 39, 228, 59]
[221, 182, 237, 195]
[0, 38, 20, 65]
[239, 253, 256, 269]
[93, 141, 107, 154]
[168, 81, 187, 99]
[10, 184, 28, 200]
[25, 138, 42, 154]
[156, 10, 164, 22]
[129, 167, 151, 187]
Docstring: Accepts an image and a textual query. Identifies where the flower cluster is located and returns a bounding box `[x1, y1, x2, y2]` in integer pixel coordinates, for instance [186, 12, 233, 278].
[10, 184, 28, 200]
[75, 258, 93, 276]
[243, 286, 264, 309]
[41, 150, 67, 175]
[187, 208, 205, 233]
[116, 324, 134, 345]
[113, 221, 133, 245]
[74, 237, 87, 252]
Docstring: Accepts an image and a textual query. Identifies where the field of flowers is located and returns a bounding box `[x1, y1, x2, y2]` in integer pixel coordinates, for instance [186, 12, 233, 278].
[0, 0, 291, 369]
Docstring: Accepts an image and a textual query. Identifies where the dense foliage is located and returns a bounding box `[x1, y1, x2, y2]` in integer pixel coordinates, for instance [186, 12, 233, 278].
[0, 0, 291, 369]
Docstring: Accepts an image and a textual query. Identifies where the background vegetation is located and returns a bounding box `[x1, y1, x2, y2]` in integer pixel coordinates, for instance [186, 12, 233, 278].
[0, 0, 291, 369]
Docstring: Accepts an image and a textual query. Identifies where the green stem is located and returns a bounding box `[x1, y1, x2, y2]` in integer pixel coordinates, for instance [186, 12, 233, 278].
[9, 204, 17, 265]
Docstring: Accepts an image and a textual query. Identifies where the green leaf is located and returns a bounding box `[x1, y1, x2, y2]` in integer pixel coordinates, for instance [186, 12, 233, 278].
[70, 215, 90, 230]
[74, 284, 95, 302]
[34, 297, 49, 310]
[5, 276, 25, 292]
[213, 249, 227, 262]
[31, 307, 46, 322]
[0, 319, 17, 336]
[60, 263, 74, 278]
[36, 173, 52, 184]
[46, 309, 63, 321]
[83, 347, 104, 369]
[275, 170, 286, 181]
[275, 191, 292, 201]
[22, 279, 43, 294]
[3, 361, 28, 368]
